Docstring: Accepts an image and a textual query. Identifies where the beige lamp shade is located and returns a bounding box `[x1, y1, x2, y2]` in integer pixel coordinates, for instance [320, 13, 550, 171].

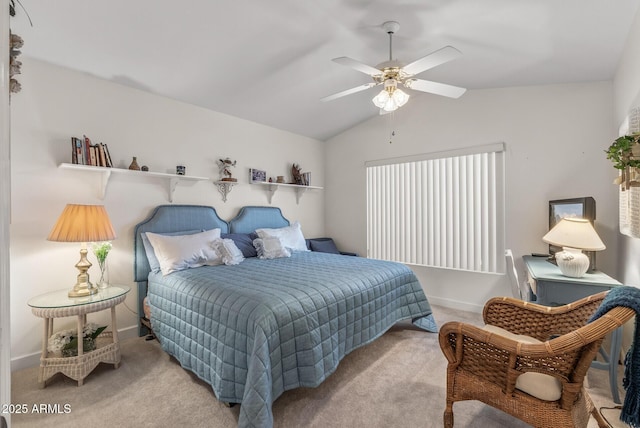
[542, 217, 605, 251]
[48, 204, 116, 297]
[48, 204, 116, 243]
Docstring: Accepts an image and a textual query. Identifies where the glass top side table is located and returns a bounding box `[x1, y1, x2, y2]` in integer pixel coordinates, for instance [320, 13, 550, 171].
[28, 285, 131, 387]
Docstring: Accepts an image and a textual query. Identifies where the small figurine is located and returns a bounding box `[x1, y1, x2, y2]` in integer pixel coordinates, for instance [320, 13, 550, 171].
[291, 163, 303, 185]
[218, 157, 237, 182]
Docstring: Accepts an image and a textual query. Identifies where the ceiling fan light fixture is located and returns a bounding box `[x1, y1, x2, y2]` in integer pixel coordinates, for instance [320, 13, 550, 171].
[392, 88, 409, 107]
[372, 79, 409, 111]
[372, 89, 390, 109]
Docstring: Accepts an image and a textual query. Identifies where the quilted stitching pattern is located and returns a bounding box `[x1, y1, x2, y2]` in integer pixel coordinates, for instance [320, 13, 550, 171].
[148, 251, 436, 428]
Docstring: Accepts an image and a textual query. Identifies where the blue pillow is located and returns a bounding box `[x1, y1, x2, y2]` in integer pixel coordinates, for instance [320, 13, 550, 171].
[141, 229, 203, 273]
[309, 238, 340, 254]
[221, 233, 259, 258]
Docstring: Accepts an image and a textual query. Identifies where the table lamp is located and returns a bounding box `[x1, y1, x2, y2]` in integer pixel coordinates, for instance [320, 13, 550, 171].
[47, 204, 117, 297]
[542, 217, 605, 278]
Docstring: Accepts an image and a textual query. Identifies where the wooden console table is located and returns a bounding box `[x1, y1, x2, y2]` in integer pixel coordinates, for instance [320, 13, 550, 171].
[522, 255, 623, 403]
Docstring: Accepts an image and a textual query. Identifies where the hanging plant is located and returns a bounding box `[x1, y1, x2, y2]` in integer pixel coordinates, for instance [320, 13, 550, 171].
[606, 134, 640, 189]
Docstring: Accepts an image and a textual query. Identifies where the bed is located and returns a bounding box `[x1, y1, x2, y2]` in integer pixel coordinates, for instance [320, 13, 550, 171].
[134, 205, 437, 428]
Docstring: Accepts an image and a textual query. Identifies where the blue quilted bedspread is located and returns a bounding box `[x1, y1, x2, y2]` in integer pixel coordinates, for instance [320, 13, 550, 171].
[148, 251, 436, 428]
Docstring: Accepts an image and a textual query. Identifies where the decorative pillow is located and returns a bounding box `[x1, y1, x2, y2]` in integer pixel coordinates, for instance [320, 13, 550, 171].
[145, 228, 222, 275]
[309, 238, 340, 254]
[255, 221, 309, 252]
[215, 238, 245, 265]
[141, 229, 203, 273]
[483, 324, 562, 401]
[221, 233, 258, 258]
[253, 237, 291, 260]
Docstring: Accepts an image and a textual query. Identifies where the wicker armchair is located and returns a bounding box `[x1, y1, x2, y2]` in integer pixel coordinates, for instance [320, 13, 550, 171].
[439, 291, 635, 428]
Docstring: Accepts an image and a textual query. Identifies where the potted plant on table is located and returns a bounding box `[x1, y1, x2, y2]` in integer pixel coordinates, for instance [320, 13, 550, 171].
[606, 134, 640, 190]
[48, 323, 107, 357]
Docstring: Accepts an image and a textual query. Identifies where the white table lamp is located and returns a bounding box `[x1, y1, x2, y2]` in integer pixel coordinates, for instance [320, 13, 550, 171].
[542, 218, 605, 278]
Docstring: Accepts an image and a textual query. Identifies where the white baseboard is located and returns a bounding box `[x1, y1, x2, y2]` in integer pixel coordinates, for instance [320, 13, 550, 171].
[429, 296, 484, 314]
[11, 324, 139, 372]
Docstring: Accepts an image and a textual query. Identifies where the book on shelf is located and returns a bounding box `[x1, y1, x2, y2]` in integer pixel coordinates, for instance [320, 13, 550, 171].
[89, 145, 98, 166]
[71, 137, 84, 165]
[69, 135, 114, 167]
[103, 143, 112, 167]
[97, 143, 106, 167]
[83, 135, 92, 165]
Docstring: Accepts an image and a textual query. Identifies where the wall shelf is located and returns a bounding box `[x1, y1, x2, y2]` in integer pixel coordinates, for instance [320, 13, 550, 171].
[250, 180, 322, 204]
[59, 163, 209, 202]
[214, 180, 237, 203]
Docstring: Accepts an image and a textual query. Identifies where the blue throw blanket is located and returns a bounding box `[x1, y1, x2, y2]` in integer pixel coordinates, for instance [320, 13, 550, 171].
[589, 286, 640, 428]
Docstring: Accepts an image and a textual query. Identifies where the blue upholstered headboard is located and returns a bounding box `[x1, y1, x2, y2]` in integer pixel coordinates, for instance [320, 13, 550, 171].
[134, 204, 289, 335]
[229, 206, 289, 233]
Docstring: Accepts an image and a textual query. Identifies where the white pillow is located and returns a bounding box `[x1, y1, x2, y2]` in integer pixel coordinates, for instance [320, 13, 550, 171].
[483, 324, 562, 401]
[255, 221, 308, 252]
[215, 238, 245, 265]
[145, 228, 222, 275]
[253, 237, 291, 260]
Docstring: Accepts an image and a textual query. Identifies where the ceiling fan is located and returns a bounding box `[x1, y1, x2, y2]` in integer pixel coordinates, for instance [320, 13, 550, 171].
[321, 21, 466, 113]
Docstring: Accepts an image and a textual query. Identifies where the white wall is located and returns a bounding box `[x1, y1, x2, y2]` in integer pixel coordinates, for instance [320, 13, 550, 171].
[614, 4, 640, 288]
[1, 0, 12, 422]
[325, 82, 617, 311]
[613, 7, 640, 355]
[9, 58, 325, 369]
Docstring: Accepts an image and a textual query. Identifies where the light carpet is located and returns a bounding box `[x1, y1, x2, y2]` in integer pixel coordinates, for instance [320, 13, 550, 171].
[11, 305, 626, 427]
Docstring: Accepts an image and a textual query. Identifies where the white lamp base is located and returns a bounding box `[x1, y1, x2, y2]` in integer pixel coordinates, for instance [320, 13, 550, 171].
[556, 247, 590, 278]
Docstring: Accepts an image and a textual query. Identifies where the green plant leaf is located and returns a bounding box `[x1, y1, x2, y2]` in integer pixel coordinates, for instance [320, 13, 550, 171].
[91, 326, 107, 339]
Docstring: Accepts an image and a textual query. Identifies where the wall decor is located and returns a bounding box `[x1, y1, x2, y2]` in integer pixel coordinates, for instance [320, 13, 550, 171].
[618, 106, 640, 238]
[250, 168, 266, 182]
[9, 32, 23, 94]
[9, 0, 32, 95]
[218, 158, 237, 182]
[291, 163, 303, 185]
[606, 134, 640, 190]
[128, 157, 140, 171]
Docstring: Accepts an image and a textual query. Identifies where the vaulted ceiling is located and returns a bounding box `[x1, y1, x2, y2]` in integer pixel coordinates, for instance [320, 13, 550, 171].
[10, 0, 640, 141]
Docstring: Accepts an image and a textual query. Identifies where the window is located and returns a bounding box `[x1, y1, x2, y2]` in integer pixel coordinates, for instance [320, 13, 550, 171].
[365, 143, 505, 273]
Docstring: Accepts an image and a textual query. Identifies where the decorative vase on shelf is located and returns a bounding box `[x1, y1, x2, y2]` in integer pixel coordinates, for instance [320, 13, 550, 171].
[128, 157, 140, 171]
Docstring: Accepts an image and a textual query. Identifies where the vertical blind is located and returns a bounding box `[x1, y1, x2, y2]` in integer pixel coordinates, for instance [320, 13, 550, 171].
[366, 143, 505, 273]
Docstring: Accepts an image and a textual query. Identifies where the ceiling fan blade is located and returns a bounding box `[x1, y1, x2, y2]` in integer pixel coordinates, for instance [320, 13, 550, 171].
[406, 79, 467, 99]
[321, 83, 377, 102]
[402, 46, 462, 76]
[332, 57, 382, 77]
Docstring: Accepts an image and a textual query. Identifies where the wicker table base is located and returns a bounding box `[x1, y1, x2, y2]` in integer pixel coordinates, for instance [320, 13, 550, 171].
[28, 286, 130, 387]
[39, 332, 120, 387]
